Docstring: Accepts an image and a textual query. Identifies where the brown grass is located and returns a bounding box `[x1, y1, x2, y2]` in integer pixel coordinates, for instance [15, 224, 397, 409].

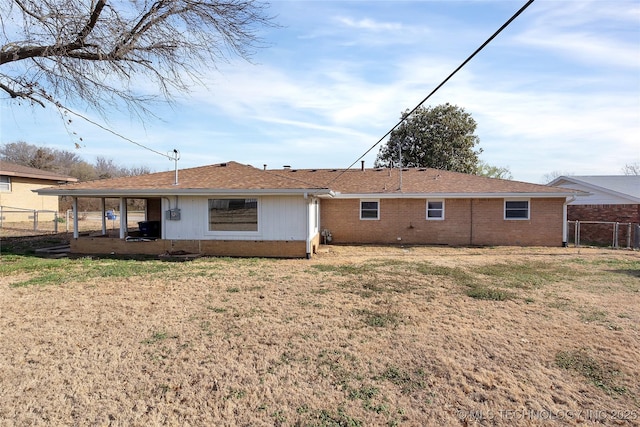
[0, 244, 639, 426]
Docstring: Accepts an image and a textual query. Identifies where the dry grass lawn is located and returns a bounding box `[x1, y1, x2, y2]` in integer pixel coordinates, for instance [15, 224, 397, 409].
[0, 242, 638, 426]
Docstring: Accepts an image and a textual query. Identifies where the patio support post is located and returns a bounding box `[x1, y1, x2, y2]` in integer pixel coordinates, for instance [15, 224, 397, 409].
[72, 197, 79, 239]
[100, 198, 107, 235]
[119, 198, 127, 239]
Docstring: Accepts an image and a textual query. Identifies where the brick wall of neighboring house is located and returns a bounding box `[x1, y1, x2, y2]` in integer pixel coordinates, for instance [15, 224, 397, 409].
[567, 204, 640, 247]
[321, 197, 565, 247]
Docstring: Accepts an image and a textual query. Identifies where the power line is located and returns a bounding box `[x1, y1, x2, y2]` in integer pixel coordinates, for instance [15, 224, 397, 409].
[49, 99, 175, 160]
[326, 0, 536, 184]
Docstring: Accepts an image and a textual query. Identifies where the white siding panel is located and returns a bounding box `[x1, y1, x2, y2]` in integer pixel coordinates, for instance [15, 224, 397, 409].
[559, 183, 633, 205]
[163, 195, 307, 241]
[163, 196, 205, 239]
[261, 196, 307, 240]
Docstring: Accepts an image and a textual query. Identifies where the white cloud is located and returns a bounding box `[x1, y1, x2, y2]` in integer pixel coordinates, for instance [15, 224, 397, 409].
[334, 16, 404, 32]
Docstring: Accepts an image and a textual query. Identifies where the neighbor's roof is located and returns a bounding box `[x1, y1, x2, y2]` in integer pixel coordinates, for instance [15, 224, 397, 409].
[36, 161, 331, 197]
[549, 175, 640, 202]
[36, 161, 578, 198]
[0, 160, 77, 183]
[270, 166, 578, 198]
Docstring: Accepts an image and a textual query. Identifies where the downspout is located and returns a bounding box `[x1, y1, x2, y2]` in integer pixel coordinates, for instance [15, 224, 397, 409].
[469, 199, 474, 246]
[562, 195, 577, 247]
[304, 192, 311, 259]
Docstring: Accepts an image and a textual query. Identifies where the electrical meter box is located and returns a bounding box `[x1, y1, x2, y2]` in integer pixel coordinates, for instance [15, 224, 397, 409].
[166, 208, 181, 220]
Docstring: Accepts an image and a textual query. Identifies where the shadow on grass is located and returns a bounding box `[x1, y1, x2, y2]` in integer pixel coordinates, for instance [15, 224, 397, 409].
[607, 269, 640, 278]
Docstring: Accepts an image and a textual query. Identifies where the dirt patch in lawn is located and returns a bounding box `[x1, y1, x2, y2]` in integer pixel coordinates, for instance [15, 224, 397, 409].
[0, 245, 638, 426]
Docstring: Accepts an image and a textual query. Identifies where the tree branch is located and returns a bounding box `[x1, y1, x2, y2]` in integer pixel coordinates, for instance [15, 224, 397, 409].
[0, 81, 45, 107]
[74, 0, 106, 46]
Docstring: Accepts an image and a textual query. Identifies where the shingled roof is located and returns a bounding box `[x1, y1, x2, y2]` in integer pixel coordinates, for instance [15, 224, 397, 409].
[36, 161, 577, 198]
[270, 166, 577, 198]
[0, 160, 77, 183]
[36, 161, 330, 196]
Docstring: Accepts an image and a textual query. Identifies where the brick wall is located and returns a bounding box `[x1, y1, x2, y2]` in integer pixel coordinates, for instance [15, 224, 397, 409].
[71, 236, 310, 258]
[567, 204, 639, 246]
[470, 198, 564, 246]
[321, 197, 565, 247]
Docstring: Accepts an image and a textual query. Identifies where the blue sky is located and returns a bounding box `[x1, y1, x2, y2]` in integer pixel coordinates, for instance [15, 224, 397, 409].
[1, 0, 639, 183]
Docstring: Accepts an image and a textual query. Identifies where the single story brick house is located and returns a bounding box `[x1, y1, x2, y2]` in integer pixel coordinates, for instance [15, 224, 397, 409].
[549, 175, 639, 246]
[1, 160, 77, 221]
[36, 161, 579, 258]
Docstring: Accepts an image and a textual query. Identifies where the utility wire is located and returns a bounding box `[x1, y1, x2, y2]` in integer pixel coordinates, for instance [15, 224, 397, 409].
[325, 0, 535, 185]
[50, 99, 175, 161]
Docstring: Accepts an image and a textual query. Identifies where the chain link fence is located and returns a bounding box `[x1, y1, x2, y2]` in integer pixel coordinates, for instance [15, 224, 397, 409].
[63, 210, 146, 233]
[0, 206, 60, 235]
[568, 220, 639, 249]
[0, 207, 147, 237]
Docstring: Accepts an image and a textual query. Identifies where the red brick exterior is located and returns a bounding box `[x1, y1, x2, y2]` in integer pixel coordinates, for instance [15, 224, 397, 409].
[71, 236, 313, 258]
[321, 198, 565, 247]
[567, 204, 639, 246]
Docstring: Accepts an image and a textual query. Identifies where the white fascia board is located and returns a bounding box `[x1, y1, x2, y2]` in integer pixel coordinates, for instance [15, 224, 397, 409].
[35, 188, 334, 197]
[327, 192, 579, 199]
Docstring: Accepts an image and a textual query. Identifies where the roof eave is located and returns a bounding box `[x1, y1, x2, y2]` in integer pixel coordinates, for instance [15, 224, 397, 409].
[2, 170, 78, 182]
[549, 176, 640, 202]
[35, 188, 333, 197]
[326, 192, 580, 199]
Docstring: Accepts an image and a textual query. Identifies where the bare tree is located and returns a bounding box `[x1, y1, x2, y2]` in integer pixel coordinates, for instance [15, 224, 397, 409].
[621, 162, 639, 176]
[541, 170, 573, 184]
[0, 0, 273, 114]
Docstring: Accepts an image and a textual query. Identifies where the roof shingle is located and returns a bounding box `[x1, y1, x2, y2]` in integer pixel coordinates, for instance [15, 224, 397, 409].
[37, 161, 576, 197]
[0, 160, 77, 182]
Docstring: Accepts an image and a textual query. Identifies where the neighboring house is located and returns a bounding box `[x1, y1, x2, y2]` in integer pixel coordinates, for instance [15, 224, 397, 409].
[549, 175, 640, 246]
[0, 160, 77, 221]
[36, 161, 579, 258]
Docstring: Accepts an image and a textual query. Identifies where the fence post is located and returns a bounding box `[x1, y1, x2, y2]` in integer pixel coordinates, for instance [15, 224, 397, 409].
[0, 206, 3, 229]
[575, 220, 580, 247]
[66, 209, 70, 233]
[613, 222, 619, 249]
[33, 210, 37, 231]
[54, 211, 58, 233]
[627, 223, 632, 249]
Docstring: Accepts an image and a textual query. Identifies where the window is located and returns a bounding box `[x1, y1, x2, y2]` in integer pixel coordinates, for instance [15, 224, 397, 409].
[504, 200, 529, 220]
[0, 176, 10, 192]
[360, 200, 379, 220]
[208, 198, 258, 231]
[426, 200, 444, 220]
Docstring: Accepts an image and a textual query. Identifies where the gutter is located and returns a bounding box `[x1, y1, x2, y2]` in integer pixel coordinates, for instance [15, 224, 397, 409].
[322, 192, 577, 199]
[34, 188, 334, 198]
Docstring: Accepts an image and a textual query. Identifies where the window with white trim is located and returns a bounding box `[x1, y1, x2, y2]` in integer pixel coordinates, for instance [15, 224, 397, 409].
[504, 200, 529, 220]
[360, 199, 379, 220]
[0, 176, 10, 192]
[426, 199, 444, 220]
[208, 198, 258, 231]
